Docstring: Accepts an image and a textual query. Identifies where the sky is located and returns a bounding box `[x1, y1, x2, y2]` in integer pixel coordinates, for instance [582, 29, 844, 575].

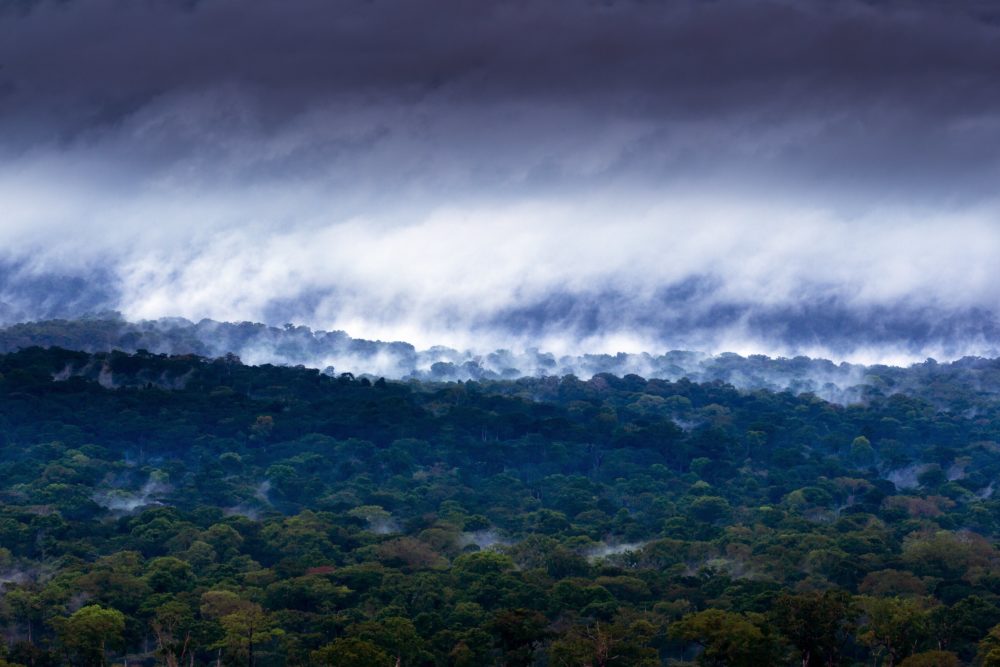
[2, 0, 1000, 363]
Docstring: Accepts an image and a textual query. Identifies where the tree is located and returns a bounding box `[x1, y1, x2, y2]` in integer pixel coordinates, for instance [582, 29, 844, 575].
[771, 590, 855, 667]
[376, 537, 446, 571]
[145, 556, 194, 593]
[216, 605, 283, 667]
[150, 600, 196, 667]
[548, 619, 658, 667]
[850, 436, 875, 466]
[856, 597, 928, 667]
[490, 609, 550, 667]
[670, 609, 784, 667]
[687, 496, 731, 524]
[4, 589, 43, 645]
[926, 596, 1000, 653]
[311, 638, 393, 666]
[56, 605, 125, 667]
[977, 623, 1000, 667]
[349, 616, 426, 666]
[201, 592, 283, 667]
[264, 575, 349, 614]
[897, 650, 960, 667]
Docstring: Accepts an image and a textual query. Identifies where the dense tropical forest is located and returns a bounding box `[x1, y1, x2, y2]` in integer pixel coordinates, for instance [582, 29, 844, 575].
[3, 346, 1000, 665]
[7, 316, 1000, 407]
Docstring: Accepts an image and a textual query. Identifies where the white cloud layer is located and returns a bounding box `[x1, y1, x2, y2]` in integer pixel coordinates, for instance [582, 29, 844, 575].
[4, 142, 1000, 363]
[3, 1, 1000, 363]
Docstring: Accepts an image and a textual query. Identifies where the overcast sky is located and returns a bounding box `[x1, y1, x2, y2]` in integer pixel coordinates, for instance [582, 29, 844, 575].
[2, 0, 1000, 362]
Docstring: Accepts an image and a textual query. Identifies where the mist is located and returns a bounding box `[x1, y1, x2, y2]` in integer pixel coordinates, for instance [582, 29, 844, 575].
[17, 315, 1000, 409]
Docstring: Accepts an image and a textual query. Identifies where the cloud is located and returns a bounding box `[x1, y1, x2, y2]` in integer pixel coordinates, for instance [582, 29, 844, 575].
[5, 194, 999, 361]
[1, 0, 1000, 361]
[5, 0, 1000, 197]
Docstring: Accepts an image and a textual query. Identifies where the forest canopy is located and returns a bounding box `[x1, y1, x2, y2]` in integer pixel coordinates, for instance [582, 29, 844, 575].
[1, 347, 1000, 665]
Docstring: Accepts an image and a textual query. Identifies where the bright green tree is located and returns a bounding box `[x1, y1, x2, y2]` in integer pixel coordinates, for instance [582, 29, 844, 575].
[671, 609, 784, 667]
[311, 638, 394, 666]
[57, 605, 125, 667]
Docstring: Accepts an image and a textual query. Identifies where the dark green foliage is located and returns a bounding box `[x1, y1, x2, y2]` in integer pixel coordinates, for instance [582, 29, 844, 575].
[3, 347, 1000, 664]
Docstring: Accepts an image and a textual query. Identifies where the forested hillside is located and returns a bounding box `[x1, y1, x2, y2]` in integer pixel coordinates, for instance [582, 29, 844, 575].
[7, 317, 1000, 408]
[2, 348, 1000, 665]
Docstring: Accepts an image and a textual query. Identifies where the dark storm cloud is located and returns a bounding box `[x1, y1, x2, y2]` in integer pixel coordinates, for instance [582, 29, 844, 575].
[2, 0, 1000, 362]
[3, 0, 1000, 189]
[3, 0, 1000, 205]
[4, 0, 998, 106]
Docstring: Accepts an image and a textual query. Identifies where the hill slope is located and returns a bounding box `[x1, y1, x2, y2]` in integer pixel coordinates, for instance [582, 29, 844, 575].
[0, 348, 999, 664]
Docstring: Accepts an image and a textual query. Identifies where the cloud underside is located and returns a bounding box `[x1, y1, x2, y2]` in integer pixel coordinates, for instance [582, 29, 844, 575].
[2, 0, 1000, 362]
